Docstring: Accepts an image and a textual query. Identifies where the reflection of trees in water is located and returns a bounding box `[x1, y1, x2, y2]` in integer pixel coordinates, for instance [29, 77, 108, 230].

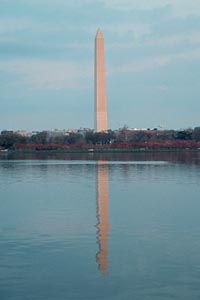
[96, 161, 109, 276]
[2, 151, 200, 165]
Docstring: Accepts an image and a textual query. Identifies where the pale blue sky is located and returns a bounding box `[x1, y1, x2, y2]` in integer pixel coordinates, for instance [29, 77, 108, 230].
[1, 0, 200, 131]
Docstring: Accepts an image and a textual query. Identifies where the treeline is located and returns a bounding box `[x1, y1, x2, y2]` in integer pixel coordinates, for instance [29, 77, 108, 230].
[1, 127, 200, 150]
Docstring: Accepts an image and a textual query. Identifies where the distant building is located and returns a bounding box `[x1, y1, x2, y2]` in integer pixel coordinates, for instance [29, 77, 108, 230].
[65, 129, 78, 134]
[16, 130, 28, 137]
[31, 131, 39, 136]
[47, 129, 65, 138]
[1, 130, 14, 135]
[78, 128, 92, 135]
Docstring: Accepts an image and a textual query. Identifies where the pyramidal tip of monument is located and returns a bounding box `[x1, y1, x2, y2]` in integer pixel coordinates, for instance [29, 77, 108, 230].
[96, 28, 103, 38]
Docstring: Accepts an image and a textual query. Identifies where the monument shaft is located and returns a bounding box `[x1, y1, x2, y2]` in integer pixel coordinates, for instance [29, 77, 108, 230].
[95, 29, 108, 132]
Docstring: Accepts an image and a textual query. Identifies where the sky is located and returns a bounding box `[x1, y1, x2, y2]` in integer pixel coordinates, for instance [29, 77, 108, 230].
[1, 0, 200, 131]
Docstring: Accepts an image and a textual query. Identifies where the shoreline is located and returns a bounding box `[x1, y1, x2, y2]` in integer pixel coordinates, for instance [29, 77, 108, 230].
[1, 148, 200, 154]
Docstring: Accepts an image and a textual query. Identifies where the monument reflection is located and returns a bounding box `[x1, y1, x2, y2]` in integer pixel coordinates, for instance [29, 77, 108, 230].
[96, 161, 109, 275]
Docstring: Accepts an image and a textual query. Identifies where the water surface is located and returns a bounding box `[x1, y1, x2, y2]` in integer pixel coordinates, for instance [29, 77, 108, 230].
[0, 152, 200, 300]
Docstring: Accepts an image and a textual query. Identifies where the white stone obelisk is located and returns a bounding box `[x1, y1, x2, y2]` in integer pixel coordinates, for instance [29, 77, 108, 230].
[95, 28, 108, 132]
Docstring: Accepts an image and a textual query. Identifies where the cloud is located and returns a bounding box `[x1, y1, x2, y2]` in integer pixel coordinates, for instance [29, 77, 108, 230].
[3, 0, 199, 18]
[0, 18, 48, 35]
[64, 42, 91, 50]
[0, 18, 65, 35]
[141, 32, 200, 47]
[0, 60, 92, 89]
[109, 48, 200, 74]
[1, 46, 200, 91]
[15, 0, 200, 17]
[104, 23, 152, 40]
[1, 1, 200, 90]
[107, 31, 200, 50]
[101, 0, 200, 17]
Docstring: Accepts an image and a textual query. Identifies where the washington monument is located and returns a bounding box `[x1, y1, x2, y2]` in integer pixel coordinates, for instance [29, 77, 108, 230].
[94, 28, 108, 132]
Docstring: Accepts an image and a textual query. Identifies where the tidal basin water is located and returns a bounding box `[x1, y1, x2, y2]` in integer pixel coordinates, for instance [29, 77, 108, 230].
[1, 152, 200, 300]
